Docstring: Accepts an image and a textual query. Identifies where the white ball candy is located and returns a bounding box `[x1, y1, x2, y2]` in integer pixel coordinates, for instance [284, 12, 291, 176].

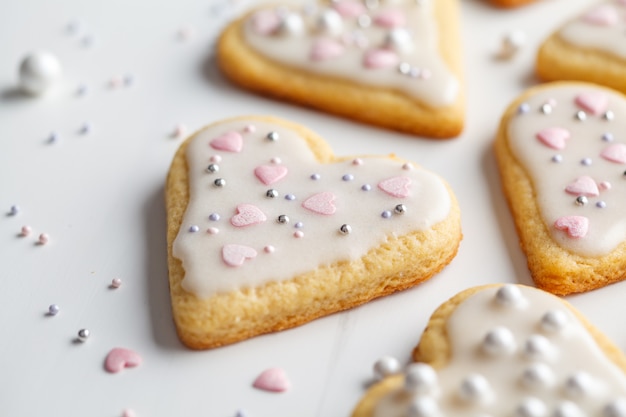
[373, 356, 401, 379]
[404, 363, 438, 395]
[520, 363, 555, 389]
[384, 28, 413, 52]
[540, 309, 568, 333]
[19, 52, 62, 95]
[482, 326, 517, 356]
[279, 12, 305, 35]
[604, 398, 626, 417]
[408, 397, 440, 417]
[457, 374, 492, 404]
[564, 371, 595, 398]
[494, 284, 527, 308]
[515, 397, 548, 417]
[554, 401, 585, 417]
[523, 334, 553, 360]
[500, 30, 526, 59]
[316, 9, 343, 35]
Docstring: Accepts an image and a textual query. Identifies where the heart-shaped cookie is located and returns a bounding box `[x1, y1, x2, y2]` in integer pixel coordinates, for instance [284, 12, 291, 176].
[352, 284, 626, 417]
[165, 116, 461, 349]
[537, 0, 626, 96]
[217, 0, 464, 138]
[494, 82, 626, 295]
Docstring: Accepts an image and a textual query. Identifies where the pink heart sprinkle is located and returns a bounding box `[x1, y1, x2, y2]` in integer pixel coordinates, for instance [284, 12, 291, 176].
[378, 176, 411, 198]
[222, 244, 257, 267]
[210, 131, 243, 153]
[583, 5, 619, 26]
[251, 10, 281, 35]
[302, 192, 336, 215]
[554, 216, 589, 239]
[373, 9, 406, 28]
[231, 204, 267, 227]
[575, 92, 608, 115]
[310, 38, 345, 61]
[253, 368, 291, 392]
[254, 165, 288, 185]
[536, 127, 571, 150]
[565, 176, 599, 197]
[364, 49, 399, 69]
[333, 0, 366, 17]
[104, 348, 142, 373]
[600, 143, 626, 164]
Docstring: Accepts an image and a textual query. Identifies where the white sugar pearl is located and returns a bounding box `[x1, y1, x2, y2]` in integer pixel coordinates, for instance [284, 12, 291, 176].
[457, 374, 492, 404]
[279, 13, 304, 35]
[373, 356, 401, 379]
[604, 398, 626, 417]
[554, 401, 585, 417]
[494, 284, 527, 308]
[384, 28, 413, 52]
[19, 52, 62, 95]
[316, 8, 343, 35]
[523, 334, 553, 360]
[540, 309, 568, 333]
[404, 363, 438, 395]
[407, 397, 440, 417]
[482, 326, 517, 356]
[520, 363, 555, 389]
[564, 371, 595, 397]
[515, 397, 547, 417]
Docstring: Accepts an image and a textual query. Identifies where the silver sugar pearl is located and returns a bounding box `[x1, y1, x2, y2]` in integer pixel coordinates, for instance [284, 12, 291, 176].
[339, 224, 352, 235]
[266, 131, 279, 141]
[214, 178, 226, 187]
[207, 164, 219, 173]
[77, 328, 90, 342]
[575, 111, 587, 121]
[394, 204, 407, 214]
[277, 214, 290, 224]
[541, 103, 552, 114]
[604, 110, 615, 121]
[266, 189, 279, 198]
[575, 196, 588, 206]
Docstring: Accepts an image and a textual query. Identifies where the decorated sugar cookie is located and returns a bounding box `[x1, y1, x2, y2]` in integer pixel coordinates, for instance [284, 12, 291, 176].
[494, 82, 626, 295]
[216, 0, 464, 138]
[352, 284, 626, 417]
[537, 0, 626, 95]
[165, 116, 461, 349]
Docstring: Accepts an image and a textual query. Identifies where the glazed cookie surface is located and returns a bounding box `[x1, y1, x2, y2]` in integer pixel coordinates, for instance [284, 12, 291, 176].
[217, 0, 464, 138]
[494, 82, 626, 295]
[165, 116, 462, 349]
[488, 0, 537, 8]
[537, 0, 626, 95]
[352, 284, 626, 417]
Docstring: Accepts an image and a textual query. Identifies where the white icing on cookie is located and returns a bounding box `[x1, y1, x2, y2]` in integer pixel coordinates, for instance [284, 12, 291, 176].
[558, 0, 626, 61]
[242, 0, 458, 108]
[172, 119, 451, 298]
[372, 286, 626, 417]
[507, 85, 626, 257]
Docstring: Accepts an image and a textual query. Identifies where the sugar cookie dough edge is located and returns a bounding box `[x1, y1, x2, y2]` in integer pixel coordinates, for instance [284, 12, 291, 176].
[494, 82, 626, 295]
[165, 115, 462, 349]
[216, 0, 465, 139]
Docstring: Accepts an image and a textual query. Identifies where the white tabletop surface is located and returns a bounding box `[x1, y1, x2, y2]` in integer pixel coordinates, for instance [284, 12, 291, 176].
[2, 0, 625, 416]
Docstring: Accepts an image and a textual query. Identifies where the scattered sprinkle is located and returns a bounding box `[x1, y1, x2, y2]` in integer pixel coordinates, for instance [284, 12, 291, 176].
[77, 328, 90, 342]
[285, 194, 296, 201]
[172, 124, 187, 139]
[264, 245, 275, 253]
[361, 184, 371, 191]
[270, 157, 281, 164]
[38, 233, 50, 245]
[177, 26, 194, 41]
[294, 221, 303, 229]
[310, 173, 321, 180]
[402, 163, 413, 170]
[517, 103, 530, 114]
[76, 84, 88, 96]
[252, 368, 291, 392]
[9, 205, 19, 215]
[48, 304, 60, 316]
[597, 201, 607, 208]
[47, 132, 59, 144]
[207, 227, 219, 234]
[602, 132, 614, 142]
[210, 155, 222, 163]
[581, 158, 592, 166]
[122, 409, 136, 417]
[111, 278, 122, 288]
[352, 158, 363, 166]
[551, 155, 563, 163]
[105, 347, 142, 373]
[189, 225, 200, 233]
[20, 225, 32, 236]
[81, 35, 95, 48]
[339, 224, 352, 234]
[381, 210, 392, 219]
[243, 125, 256, 133]
[80, 122, 92, 135]
[342, 174, 354, 181]
[294, 230, 304, 238]
[209, 213, 220, 221]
